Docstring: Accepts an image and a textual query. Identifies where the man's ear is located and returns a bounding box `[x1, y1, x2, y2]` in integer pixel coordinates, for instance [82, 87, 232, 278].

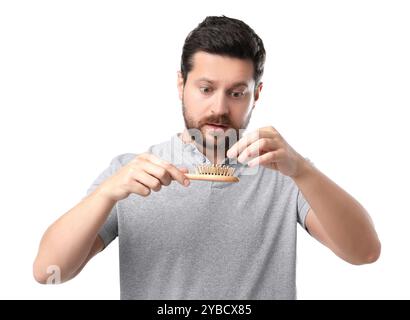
[254, 82, 263, 102]
[252, 82, 263, 110]
[177, 71, 184, 100]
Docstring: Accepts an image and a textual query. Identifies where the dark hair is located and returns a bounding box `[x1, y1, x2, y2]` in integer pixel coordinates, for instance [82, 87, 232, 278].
[180, 16, 266, 86]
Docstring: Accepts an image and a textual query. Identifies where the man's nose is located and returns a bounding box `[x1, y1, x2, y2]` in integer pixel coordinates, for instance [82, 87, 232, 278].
[210, 91, 229, 115]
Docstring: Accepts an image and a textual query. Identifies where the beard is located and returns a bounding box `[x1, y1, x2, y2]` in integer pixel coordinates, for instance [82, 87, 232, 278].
[181, 96, 252, 157]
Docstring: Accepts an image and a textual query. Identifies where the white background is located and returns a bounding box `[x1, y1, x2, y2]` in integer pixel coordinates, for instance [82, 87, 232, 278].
[1, 0, 409, 299]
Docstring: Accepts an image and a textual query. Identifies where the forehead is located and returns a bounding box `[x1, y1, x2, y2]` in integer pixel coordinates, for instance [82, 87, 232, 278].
[188, 51, 254, 85]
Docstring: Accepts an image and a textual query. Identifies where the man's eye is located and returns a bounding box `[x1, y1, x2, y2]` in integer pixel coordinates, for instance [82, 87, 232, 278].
[231, 91, 245, 98]
[200, 87, 213, 94]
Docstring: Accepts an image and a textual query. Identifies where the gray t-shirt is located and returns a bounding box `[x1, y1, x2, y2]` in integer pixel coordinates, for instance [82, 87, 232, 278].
[86, 134, 311, 299]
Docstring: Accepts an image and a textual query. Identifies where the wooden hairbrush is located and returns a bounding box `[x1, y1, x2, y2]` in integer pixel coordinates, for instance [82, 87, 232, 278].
[185, 164, 239, 183]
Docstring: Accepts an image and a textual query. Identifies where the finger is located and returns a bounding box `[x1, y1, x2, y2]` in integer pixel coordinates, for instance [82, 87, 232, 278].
[237, 138, 276, 163]
[178, 167, 189, 174]
[247, 151, 281, 168]
[127, 180, 151, 197]
[139, 153, 189, 186]
[132, 169, 162, 192]
[227, 129, 273, 159]
[138, 160, 173, 186]
[226, 131, 259, 159]
[163, 163, 190, 186]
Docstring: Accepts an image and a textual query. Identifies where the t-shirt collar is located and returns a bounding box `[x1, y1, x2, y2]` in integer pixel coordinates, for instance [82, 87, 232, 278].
[172, 133, 239, 166]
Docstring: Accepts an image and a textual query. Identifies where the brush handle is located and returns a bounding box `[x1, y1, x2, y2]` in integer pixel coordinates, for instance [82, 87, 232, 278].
[185, 174, 239, 183]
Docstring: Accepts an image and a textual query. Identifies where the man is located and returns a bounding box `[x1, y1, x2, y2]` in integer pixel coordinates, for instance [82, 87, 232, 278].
[33, 16, 380, 299]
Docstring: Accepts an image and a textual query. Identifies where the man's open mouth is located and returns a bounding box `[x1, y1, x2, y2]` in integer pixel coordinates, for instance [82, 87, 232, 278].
[204, 123, 229, 130]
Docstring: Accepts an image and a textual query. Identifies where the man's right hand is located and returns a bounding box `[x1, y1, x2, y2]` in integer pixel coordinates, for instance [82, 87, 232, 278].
[96, 153, 190, 202]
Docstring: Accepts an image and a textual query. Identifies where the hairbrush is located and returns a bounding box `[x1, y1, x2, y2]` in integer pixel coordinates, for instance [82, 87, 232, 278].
[185, 164, 239, 183]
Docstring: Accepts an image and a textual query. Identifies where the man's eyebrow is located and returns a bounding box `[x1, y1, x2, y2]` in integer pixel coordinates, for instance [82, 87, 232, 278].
[230, 81, 249, 88]
[195, 77, 215, 84]
[195, 78, 249, 88]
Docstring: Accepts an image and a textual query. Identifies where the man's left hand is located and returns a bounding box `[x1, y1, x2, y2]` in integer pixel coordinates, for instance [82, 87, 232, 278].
[227, 126, 307, 178]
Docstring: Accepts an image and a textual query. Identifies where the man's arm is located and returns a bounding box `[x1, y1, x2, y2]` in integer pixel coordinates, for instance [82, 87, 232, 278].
[68, 235, 105, 280]
[294, 161, 381, 265]
[227, 126, 381, 265]
[33, 190, 116, 284]
[33, 153, 190, 284]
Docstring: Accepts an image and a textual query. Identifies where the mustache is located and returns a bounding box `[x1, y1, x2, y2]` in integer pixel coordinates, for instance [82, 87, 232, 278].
[200, 115, 232, 127]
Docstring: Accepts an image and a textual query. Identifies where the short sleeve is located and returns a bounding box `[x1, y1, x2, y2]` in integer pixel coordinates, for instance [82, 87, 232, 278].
[296, 158, 314, 230]
[86, 156, 122, 249]
[297, 189, 311, 230]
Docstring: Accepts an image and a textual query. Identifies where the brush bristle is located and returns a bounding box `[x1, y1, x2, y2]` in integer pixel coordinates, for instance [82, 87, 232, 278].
[194, 164, 235, 176]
